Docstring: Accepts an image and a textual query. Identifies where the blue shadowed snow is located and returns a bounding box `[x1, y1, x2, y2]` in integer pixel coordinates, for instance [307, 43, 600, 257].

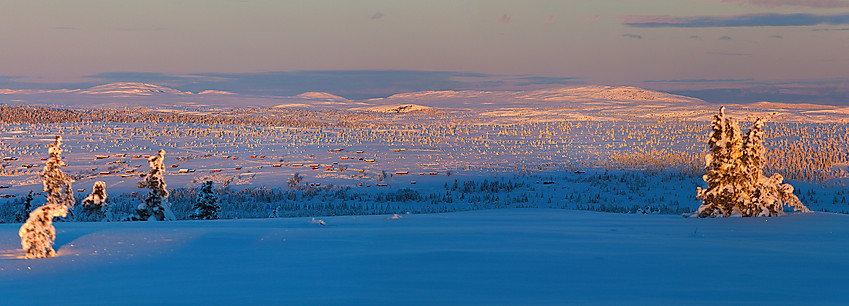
[1, 209, 848, 305]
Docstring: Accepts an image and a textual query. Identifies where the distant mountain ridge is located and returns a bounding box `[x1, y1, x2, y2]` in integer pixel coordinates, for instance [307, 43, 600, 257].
[1, 83, 704, 104]
[0, 82, 236, 97]
[367, 85, 706, 109]
[80, 82, 190, 96]
[357, 104, 434, 113]
[3, 82, 846, 122]
[515, 86, 704, 103]
[295, 92, 349, 102]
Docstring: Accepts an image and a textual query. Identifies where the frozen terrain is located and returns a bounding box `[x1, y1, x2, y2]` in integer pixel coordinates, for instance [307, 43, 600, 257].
[2, 83, 848, 219]
[2, 209, 847, 305]
[2, 82, 849, 304]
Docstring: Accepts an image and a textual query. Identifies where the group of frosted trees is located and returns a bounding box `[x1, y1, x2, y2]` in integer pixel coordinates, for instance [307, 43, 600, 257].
[696, 107, 810, 217]
[17, 137, 220, 258]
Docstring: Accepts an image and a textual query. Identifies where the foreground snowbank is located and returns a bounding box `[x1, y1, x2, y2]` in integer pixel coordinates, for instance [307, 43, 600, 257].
[1, 209, 847, 305]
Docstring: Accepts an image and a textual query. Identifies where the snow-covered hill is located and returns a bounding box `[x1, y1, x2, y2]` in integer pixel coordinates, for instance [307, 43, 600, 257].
[0, 89, 78, 95]
[368, 85, 706, 107]
[0, 83, 239, 97]
[354, 85, 717, 121]
[1, 82, 847, 122]
[1, 209, 846, 304]
[294, 92, 349, 102]
[357, 104, 434, 113]
[79, 82, 191, 96]
[516, 85, 705, 103]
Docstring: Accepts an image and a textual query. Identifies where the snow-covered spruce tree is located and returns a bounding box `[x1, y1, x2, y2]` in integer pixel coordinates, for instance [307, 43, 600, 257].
[740, 118, 809, 216]
[696, 107, 748, 217]
[19, 135, 74, 258]
[190, 180, 220, 220]
[135, 149, 175, 221]
[80, 181, 109, 221]
[14, 191, 35, 223]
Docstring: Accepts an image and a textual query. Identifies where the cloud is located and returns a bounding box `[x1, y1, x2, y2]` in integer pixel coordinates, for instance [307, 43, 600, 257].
[515, 76, 581, 86]
[709, 0, 849, 8]
[690, 35, 702, 39]
[371, 12, 384, 19]
[770, 34, 784, 38]
[719, 36, 733, 40]
[87, 72, 192, 83]
[662, 81, 849, 105]
[707, 51, 752, 56]
[543, 15, 556, 24]
[576, 15, 600, 24]
[623, 33, 643, 39]
[644, 78, 755, 83]
[811, 27, 849, 31]
[0, 75, 23, 81]
[623, 13, 849, 27]
[500, 14, 512, 24]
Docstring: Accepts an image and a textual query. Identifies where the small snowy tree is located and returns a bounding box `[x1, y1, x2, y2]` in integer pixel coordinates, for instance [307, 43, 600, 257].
[19, 135, 74, 258]
[287, 172, 303, 188]
[135, 149, 175, 221]
[190, 181, 220, 220]
[14, 191, 35, 223]
[80, 181, 109, 221]
[696, 107, 747, 217]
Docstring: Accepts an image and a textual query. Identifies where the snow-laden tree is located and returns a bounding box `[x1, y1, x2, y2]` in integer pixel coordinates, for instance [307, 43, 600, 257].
[19, 135, 74, 258]
[696, 107, 747, 217]
[740, 119, 809, 216]
[135, 149, 175, 221]
[190, 180, 220, 220]
[19, 204, 68, 258]
[697, 108, 809, 217]
[80, 181, 109, 222]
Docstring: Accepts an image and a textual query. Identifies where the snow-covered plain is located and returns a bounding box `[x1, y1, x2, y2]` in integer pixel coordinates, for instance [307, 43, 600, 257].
[2, 209, 847, 305]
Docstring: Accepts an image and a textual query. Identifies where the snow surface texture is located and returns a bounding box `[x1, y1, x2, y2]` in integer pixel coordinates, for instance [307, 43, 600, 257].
[1, 210, 847, 305]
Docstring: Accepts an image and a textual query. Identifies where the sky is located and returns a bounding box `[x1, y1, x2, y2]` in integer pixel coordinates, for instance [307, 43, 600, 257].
[1, 0, 848, 103]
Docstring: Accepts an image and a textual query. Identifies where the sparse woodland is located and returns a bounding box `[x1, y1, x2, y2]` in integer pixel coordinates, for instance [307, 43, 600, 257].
[1, 105, 848, 225]
[2, 105, 845, 183]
